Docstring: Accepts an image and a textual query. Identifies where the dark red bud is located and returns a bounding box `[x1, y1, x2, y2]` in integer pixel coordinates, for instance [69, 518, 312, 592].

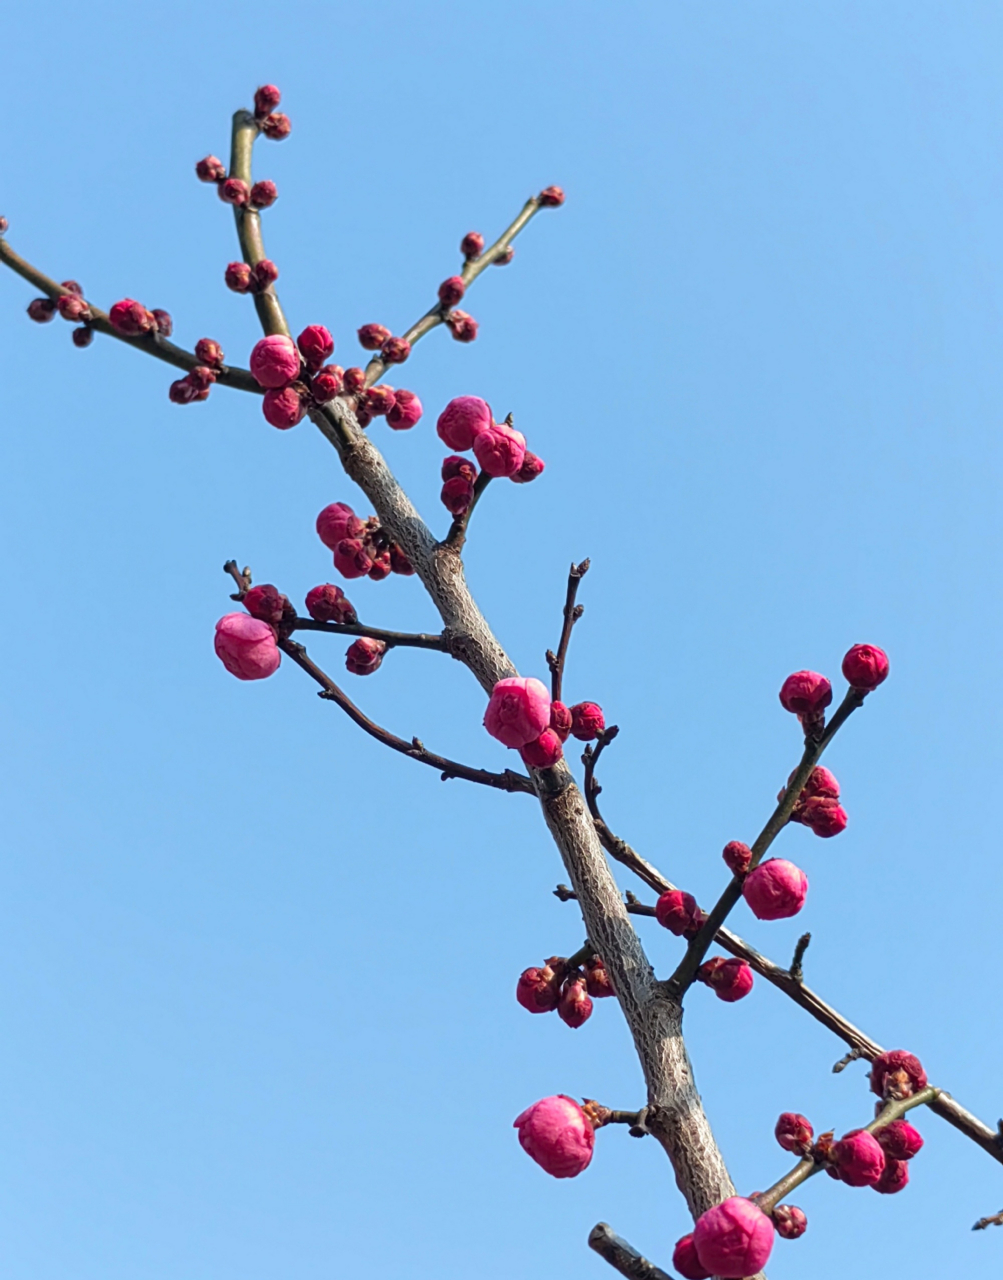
[445, 309, 478, 342]
[151, 308, 173, 337]
[218, 177, 250, 206]
[254, 84, 282, 117]
[538, 185, 565, 206]
[225, 261, 253, 293]
[27, 297, 57, 323]
[195, 155, 227, 183]
[380, 335, 411, 364]
[261, 112, 291, 140]
[250, 180, 278, 209]
[72, 325, 93, 348]
[438, 276, 466, 307]
[460, 231, 484, 259]
[357, 323, 391, 351]
[194, 338, 225, 368]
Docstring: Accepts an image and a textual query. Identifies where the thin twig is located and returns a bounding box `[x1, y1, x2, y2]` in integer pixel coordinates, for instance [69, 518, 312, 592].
[546, 559, 589, 702]
[443, 472, 492, 551]
[279, 637, 533, 794]
[588, 1223, 674, 1280]
[291, 617, 448, 651]
[0, 238, 262, 393]
[228, 110, 291, 341]
[667, 687, 867, 998]
[223, 560, 252, 597]
[832, 1047, 864, 1074]
[362, 195, 549, 390]
[789, 932, 811, 983]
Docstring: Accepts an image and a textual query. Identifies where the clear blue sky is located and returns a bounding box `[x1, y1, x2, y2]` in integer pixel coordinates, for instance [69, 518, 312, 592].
[2, 3, 1001, 1277]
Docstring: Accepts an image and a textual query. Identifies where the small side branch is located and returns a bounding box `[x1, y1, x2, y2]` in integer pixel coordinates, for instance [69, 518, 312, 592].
[279, 638, 533, 794]
[443, 472, 492, 551]
[588, 1224, 674, 1280]
[546, 559, 589, 702]
[789, 932, 811, 983]
[291, 618, 448, 652]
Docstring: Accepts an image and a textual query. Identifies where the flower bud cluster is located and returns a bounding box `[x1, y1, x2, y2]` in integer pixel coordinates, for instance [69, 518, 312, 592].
[316, 499, 413, 584]
[482, 676, 568, 770]
[435, 396, 545, 514]
[516, 952, 613, 1028]
[27, 279, 95, 347]
[108, 297, 171, 338]
[783, 764, 848, 837]
[696, 956, 754, 1002]
[225, 259, 280, 294]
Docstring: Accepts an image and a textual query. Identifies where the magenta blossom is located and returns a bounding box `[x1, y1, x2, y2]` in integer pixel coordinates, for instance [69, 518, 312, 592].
[692, 1197, 774, 1278]
[472, 421, 527, 477]
[316, 502, 364, 550]
[842, 643, 889, 691]
[437, 395, 492, 451]
[214, 613, 280, 681]
[513, 1096, 594, 1178]
[484, 676, 551, 749]
[742, 858, 808, 920]
[250, 334, 301, 388]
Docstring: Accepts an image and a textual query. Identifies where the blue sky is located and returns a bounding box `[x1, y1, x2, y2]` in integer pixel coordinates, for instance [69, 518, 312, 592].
[2, 2, 1002, 1277]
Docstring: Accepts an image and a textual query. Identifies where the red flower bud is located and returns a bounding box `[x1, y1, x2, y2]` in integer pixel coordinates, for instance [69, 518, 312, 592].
[311, 364, 344, 402]
[261, 112, 291, 140]
[722, 840, 752, 875]
[584, 956, 614, 998]
[557, 973, 593, 1028]
[253, 259, 279, 290]
[297, 324, 335, 371]
[520, 728, 564, 769]
[0, 215, 9, 235]
[703, 957, 753, 1002]
[803, 765, 840, 799]
[441, 476, 475, 515]
[72, 326, 93, 348]
[389, 545, 414, 576]
[219, 177, 250, 206]
[367, 550, 392, 581]
[438, 276, 466, 307]
[243, 584, 289, 626]
[842, 643, 889, 691]
[869, 1050, 927, 1099]
[254, 84, 282, 117]
[569, 701, 604, 741]
[460, 230, 484, 259]
[346, 636, 386, 675]
[472, 422, 526, 477]
[61, 280, 84, 295]
[151, 309, 172, 336]
[191, 338, 222, 369]
[511, 451, 545, 483]
[225, 261, 253, 293]
[516, 963, 563, 1013]
[743, 858, 808, 920]
[109, 298, 155, 335]
[671, 1234, 711, 1280]
[27, 297, 56, 323]
[779, 670, 833, 719]
[799, 796, 848, 838]
[775, 1112, 814, 1156]
[386, 388, 422, 430]
[334, 537, 373, 580]
[56, 293, 90, 322]
[305, 583, 357, 625]
[692, 1198, 774, 1277]
[442, 455, 478, 484]
[250, 179, 278, 209]
[873, 1157, 909, 1194]
[831, 1129, 886, 1187]
[357, 323, 391, 351]
[876, 1119, 923, 1161]
[195, 155, 226, 182]
[772, 1205, 807, 1239]
[538, 185, 565, 206]
[493, 245, 515, 266]
[343, 366, 366, 394]
[438, 396, 492, 451]
[365, 384, 396, 416]
[262, 384, 306, 429]
[380, 335, 411, 364]
[317, 502, 364, 550]
[187, 365, 217, 393]
[445, 308, 479, 342]
[250, 334, 301, 388]
[549, 701, 573, 742]
[655, 889, 704, 938]
[168, 377, 198, 405]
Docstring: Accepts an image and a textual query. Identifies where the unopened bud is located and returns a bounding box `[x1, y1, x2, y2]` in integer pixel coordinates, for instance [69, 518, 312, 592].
[168, 377, 198, 405]
[584, 956, 614, 998]
[297, 324, 335, 371]
[195, 155, 226, 183]
[557, 972, 593, 1028]
[27, 297, 56, 323]
[772, 1205, 807, 1239]
[305, 583, 357, 625]
[311, 365, 344, 402]
[261, 384, 306, 429]
[345, 636, 386, 675]
[261, 112, 291, 140]
[549, 701, 572, 742]
[775, 1112, 814, 1156]
[243, 584, 290, 626]
[219, 177, 250, 206]
[56, 293, 90, 322]
[334, 538, 373, 580]
[460, 230, 484, 259]
[253, 259, 279, 290]
[441, 476, 474, 515]
[380, 335, 411, 364]
[569, 701, 604, 741]
[520, 728, 564, 769]
[357, 323, 390, 350]
[250, 179, 278, 209]
[254, 84, 282, 117]
[655, 889, 705, 938]
[343, 367, 366, 394]
[442, 455, 478, 484]
[194, 338, 225, 368]
[438, 276, 466, 307]
[538, 185, 565, 206]
[72, 326, 93, 348]
[842, 643, 889, 691]
[364, 384, 396, 416]
[108, 298, 155, 335]
[722, 840, 752, 875]
[510, 451, 545, 483]
[389, 545, 415, 575]
[445, 309, 478, 342]
[151, 309, 172, 336]
[386, 388, 422, 430]
[225, 261, 253, 293]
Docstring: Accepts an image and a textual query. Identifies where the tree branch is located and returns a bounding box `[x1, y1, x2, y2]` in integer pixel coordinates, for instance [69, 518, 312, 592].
[228, 109, 291, 341]
[443, 471, 492, 551]
[290, 617, 448, 652]
[546, 559, 589, 702]
[588, 1223, 675, 1280]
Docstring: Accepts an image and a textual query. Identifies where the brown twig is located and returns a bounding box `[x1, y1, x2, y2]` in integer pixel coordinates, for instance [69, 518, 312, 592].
[228, 110, 290, 341]
[362, 195, 551, 390]
[278, 637, 533, 794]
[546, 559, 589, 702]
[443, 472, 492, 551]
[789, 932, 811, 983]
[291, 617, 448, 652]
[832, 1047, 864, 1074]
[667, 687, 867, 997]
[588, 1223, 674, 1280]
[0, 238, 262, 393]
[223, 560, 252, 597]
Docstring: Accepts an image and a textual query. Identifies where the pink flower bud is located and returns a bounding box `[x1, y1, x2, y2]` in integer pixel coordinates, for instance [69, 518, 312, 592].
[253, 259, 279, 289]
[584, 957, 614, 998]
[194, 337, 224, 368]
[381, 335, 411, 364]
[842, 643, 889, 691]
[538, 185, 565, 207]
[346, 637, 386, 676]
[520, 728, 564, 769]
[569, 701, 604, 741]
[254, 84, 282, 117]
[779, 670, 833, 718]
[743, 858, 808, 920]
[803, 765, 840, 799]
[705, 957, 753, 1002]
[873, 1157, 909, 1194]
[513, 1095, 595, 1178]
[56, 293, 90, 321]
[389, 545, 414, 576]
[250, 334, 301, 388]
[438, 276, 466, 307]
[27, 297, 56, 323]
[441, 476, 474, 515]
[225, 261, 253, 293]
[250, 179, 278, 209]
[312, 365, 344, 402]
[187, 366, 217, 394]
[692, 1197, 774, 1278]
[442, 455, 478, 484]
[219, 177, 250, 206]
[262, 384, 305, 429]
[334, 538, 373, 580]
[775, 1112, 814, 1156]
[831, 1129, 886, 1187]
[437, 395, 492, 451]
[295, 324, 334, 371]
[671, 1234, 711, 1280]
[722, 840, 752, 875]
[169, 377, 198, 405]
[557, 973, 593, 1027]
[654, 890, 704, 938]
[511, 451, 545, 483]
[460, 230, 484, 259]
[150, 309, 172, 336]
[195, 155, 226, 182]
[214, 613, 280, 681]
[549, 701, 573, 742]
[493, 245, 515, 266]
[305, 583, 357, 625]
[357, 323, 391, 351]
[367, 550, 392, 581]
[472, 422, 527, 477]
[484, 676, 551, 749]
[72, 326, 93, 348]
[261, 112, 291, 140]
[386, 388, 422, 430]
[241, 584, 289, 627]
[343, 366, 366, 394]
[799, 796, 848, 838]
[772, 1204, 807, 1239]
[869, 1050, 927, 1099]
[317, 502, 363, 549]
[516, 964, 563, 1013]
[876, 1119, 923, 1161]
[109, 298, 155, 335]
[365, 384, 396, 416]
[445, 308, 479, 342]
